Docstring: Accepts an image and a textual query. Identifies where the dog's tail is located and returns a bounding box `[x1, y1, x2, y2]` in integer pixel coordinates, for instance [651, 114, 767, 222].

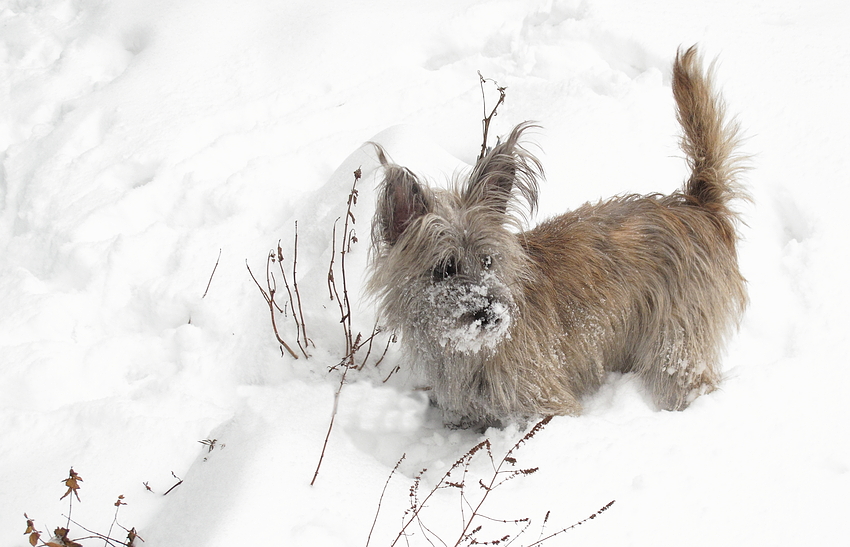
[673, 45, 747, 215]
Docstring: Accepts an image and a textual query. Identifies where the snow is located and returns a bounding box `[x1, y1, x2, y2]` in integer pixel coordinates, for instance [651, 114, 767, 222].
[2, 0, 848, 545]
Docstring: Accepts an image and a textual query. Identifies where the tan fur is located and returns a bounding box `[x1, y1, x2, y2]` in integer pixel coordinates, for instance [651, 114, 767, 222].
[368, 46, 748, 426]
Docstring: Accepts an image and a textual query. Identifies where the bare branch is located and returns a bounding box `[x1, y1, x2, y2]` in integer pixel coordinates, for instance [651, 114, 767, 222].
[366, 454, 407, 547]
[246, 260, 299, 359]
[477, 72, 507, 162]
[202, 248, 222, 298]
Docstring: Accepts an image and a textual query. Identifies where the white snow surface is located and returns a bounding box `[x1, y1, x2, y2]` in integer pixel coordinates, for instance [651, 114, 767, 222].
[2, 0, 848, 545]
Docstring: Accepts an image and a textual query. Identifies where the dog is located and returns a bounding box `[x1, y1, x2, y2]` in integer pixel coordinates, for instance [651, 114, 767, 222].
[367, 46, 747, 426]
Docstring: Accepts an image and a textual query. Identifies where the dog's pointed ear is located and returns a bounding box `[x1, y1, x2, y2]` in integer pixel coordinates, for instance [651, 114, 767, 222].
[465, 122, 542, 222]
[372, 144, 432, 246]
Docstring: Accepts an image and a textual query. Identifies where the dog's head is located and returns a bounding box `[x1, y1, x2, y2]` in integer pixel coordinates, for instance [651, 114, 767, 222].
[368, 123, 543, 355]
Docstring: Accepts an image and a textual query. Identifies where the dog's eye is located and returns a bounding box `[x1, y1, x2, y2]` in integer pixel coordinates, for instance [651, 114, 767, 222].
[481, 255, 493, 270]
[433, 257, 457, 281]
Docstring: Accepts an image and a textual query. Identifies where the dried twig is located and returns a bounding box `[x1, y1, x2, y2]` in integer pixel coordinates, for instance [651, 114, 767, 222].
[524, 500, 617, 547]
[163, 471, 183, 496]
[246, 258, 299, 359]
[275, 236, 310, 359]
[366, 455, 407, 547]
[329, 326, 388, 373]
[446, 418, 550, 547]
[291, 222, 312, 352]
[310, 347, 351, 487]
[366, 417, 611, 546]
[202, 248, 222, 298]
[60, 468, 82, 529]
[250, 166, 392, 485]
[198, 438, 218, 453]
[311, 167, 363, 486]
[59, 514, 135, 547]
[25, 471, 141, 547]
[357, 323, 379, 370]
[477, 72, 507, 162]
[105, 495, 126, 547]
[384, 438, 491, 546]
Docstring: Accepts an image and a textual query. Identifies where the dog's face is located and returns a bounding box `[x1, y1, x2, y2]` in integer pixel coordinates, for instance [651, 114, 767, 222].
[391, 200, 520, 354]
[368, 124, 542, 356]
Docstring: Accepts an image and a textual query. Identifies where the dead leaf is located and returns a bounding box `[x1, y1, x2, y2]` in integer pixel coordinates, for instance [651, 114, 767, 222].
[59, 468, 82, 502]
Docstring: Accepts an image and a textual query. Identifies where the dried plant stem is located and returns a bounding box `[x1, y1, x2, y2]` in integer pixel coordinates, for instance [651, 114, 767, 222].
[276, 236, 310, 359]
[202, 248, 222, 298]
[339, 172, 359, 355]
[163, 471, 183, 496]
[357, 323, 379, 370]
[310, 361, 350, 487]
[62, 516, 127, 547]
[524, 500, 616, 547]
[450, 418, 552, 546]
[374, 333, 395, 370]
[477, 71, 507, 162]
[328, 168, 361, 357]
[367, 417, 568, 547]
[249, 218, 316, 360]
[246, 258, 299, 359]
[387, 439, 489, 547]
[327, 219, 345, 344]
[330, 326, 388, 372]
[26, 471, 142, 547]
[291, 222, 311, 352]
[105, 498, 123, 547]
[312, 167, 363, 486]
[366, 455, 406, 546]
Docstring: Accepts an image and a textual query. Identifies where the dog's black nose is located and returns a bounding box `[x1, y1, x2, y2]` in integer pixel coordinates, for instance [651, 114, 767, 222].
[473, 306, 501, 327]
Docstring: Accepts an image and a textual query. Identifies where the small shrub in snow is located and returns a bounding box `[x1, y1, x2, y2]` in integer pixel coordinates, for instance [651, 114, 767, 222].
[23, 468, 141, 547]
[366, 417, 615, 546]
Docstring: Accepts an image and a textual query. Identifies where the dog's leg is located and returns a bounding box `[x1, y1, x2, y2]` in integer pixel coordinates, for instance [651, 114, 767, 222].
[635, 319, 721, 411]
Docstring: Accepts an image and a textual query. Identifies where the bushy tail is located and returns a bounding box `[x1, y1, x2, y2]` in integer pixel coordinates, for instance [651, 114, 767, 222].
[673, 45, 747, 215]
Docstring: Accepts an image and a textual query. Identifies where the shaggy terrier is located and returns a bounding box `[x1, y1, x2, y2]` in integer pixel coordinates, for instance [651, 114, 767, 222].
[368, 46, 747, 426]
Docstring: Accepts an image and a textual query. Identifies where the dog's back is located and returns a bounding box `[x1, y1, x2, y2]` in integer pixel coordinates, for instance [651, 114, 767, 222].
[519, 46, 748, 412]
